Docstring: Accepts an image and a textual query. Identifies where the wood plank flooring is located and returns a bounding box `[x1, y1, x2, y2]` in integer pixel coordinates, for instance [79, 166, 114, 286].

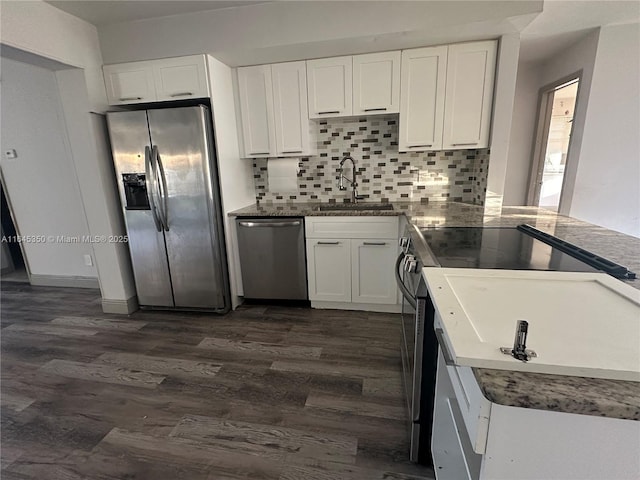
[1, 281, 435, 480]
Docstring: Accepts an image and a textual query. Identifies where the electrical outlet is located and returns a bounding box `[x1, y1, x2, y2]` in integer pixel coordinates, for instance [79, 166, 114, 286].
[84, 254, 93, 266]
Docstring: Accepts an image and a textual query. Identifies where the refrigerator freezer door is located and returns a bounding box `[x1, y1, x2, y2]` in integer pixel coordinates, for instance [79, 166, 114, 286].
[106, 110, 174, 307]
[147, 106, 226, 309]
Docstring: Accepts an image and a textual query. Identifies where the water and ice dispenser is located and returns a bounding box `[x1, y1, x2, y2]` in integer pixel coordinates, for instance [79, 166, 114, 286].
[122, 173, 150, 210]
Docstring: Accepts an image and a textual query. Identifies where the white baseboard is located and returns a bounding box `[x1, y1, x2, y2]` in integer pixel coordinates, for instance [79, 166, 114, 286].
[311, 301, 401, 313]
[102, 295, 139, 314]
[30, 274, 100, 289]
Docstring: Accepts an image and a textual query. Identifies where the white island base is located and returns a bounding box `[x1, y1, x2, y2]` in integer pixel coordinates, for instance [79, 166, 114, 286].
[433, 350, 640, 480]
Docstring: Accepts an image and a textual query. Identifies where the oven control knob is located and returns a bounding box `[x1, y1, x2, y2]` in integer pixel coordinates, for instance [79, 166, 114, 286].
[403, 255, 416, 272]
[399, 237, 411, 253]
[405, 259, 419, 273]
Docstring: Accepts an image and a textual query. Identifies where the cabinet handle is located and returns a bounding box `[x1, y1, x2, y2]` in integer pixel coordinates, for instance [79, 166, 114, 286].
[281, 150, 303, 154]
[364, 108, 387, 112]
[451, 142, 478, 146]
[239, 221, 301, 228]
[170, 92, 194, 97]
[119, 96, 143, 101]
[363, 241, 387, 246]
[318, 111, 340, 115]
[408, 144, 433, 148]
[317, 241, 340, 245]
[250, 152, 271, 156]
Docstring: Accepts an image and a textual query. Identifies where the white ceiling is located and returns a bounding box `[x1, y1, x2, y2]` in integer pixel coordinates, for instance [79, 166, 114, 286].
[519, 0, 640, 63]
[46, 1, 269, 26]
[43, 0, 640, 65]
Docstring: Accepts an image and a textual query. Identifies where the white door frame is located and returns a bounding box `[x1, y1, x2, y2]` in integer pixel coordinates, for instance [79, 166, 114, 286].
[526, 71, 582, 209]
[0, 170, 33, 283]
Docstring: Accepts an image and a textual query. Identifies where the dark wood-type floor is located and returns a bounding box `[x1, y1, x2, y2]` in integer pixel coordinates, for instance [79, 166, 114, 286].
[1, 281, 435, 480]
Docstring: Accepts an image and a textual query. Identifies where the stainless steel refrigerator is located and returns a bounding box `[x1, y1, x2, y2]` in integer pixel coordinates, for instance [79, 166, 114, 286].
[107, 105, 230, 311]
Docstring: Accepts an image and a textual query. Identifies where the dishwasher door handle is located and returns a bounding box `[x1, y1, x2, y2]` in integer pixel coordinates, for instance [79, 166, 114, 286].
[238, 220, 302, 228]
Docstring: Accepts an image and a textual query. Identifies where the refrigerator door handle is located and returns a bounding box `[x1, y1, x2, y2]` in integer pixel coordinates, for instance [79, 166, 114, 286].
[153, 146, 170, 231]
[144, 146, 162, 232]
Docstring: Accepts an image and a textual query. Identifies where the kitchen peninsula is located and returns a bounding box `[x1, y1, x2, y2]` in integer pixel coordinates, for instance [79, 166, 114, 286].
[231, 200, 640, 478]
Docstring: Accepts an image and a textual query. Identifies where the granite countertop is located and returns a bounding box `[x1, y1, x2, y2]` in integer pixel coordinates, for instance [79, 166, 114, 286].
[229, 201, 640, 420]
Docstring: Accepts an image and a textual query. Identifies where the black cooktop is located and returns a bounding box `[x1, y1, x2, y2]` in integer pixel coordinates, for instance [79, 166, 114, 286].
[420, 224, 636, 279]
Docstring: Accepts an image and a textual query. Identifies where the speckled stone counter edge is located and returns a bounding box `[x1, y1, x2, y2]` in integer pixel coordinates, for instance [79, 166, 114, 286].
[228, 201, 640, 420]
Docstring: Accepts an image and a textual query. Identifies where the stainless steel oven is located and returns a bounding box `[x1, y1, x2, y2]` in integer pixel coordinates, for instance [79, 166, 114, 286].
[396, 224, 439, 465]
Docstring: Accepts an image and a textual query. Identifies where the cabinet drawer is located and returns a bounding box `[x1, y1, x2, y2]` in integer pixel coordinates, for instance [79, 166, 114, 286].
[435, 316, 491, 454]
[305, 216, 398, 239]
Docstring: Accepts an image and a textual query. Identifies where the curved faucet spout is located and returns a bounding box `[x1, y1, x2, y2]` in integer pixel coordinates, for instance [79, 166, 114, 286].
[338, 155, 359, 203]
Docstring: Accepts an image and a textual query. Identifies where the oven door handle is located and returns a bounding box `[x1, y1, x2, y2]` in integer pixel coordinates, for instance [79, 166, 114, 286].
[395, 253, 417, 310]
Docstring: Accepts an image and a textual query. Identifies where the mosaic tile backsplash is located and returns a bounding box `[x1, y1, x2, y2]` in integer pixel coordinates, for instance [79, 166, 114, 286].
[252, 114, 489, 205]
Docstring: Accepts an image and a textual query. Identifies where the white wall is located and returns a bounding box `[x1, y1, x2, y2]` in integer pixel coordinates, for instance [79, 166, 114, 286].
[55, 69, 136, 308]
[504, 29, 599, 213]
[1, 0, 137, 311]
[97, 1, 541, 66]
[536, 29, 600, 216]
[504, 61, 543, 205]
[570, 23, 640, 237]
[0, 58, 97, 280]
[0, 0, 107, 111]
[485, 33, 521, 212]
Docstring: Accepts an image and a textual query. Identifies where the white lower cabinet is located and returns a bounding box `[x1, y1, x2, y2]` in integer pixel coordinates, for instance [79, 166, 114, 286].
[306, 239, 351, 302]
[351, 239, 398, 304]
[305, 216, 400, 312]
[433, 337, 640, 480]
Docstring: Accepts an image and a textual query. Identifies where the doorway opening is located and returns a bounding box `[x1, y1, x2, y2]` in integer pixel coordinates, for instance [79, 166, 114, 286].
[1, 184, 29, 283]
[527, 76, 580, 211]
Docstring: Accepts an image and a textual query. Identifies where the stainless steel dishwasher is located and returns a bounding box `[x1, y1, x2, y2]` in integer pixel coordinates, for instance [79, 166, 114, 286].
[236, 217, 308, 300]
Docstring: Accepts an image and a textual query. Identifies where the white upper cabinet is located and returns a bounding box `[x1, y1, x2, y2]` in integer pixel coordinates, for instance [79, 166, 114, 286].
[104, 61, 157, 105]
[442, 41, 497, 150]
[398, 40, 497, 151]
[353, 51, 401, 115]
[306, 56, 353, 118]
[237, 65, 276, 157]
[153, 55, 210, 101]
[237, 61, 313, 158]
[399, 46, 448, 152]
[271, 61, 311, 156]
[103, 55, 210, 105]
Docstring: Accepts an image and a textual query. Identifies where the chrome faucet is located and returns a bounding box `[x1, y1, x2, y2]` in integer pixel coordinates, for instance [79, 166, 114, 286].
[338, 155, 360, 203]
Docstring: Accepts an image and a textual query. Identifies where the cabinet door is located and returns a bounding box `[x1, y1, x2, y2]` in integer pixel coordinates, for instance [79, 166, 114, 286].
[153, 55, 210, 101]
[306, 56, 352, 118]
[442, 40, 497, 150]
[353, 51, 401, 115]
[307, 239, 351, 302]
[103, 62, 156, 105]
[398, 46, 448, 152]
[351, 239, 398, 304]
[271, 61, 312, 156]
[237, 65, 276, 157]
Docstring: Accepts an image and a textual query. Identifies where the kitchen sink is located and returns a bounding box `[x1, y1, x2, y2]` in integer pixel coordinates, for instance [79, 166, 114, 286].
[314, 203, 394, 212]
